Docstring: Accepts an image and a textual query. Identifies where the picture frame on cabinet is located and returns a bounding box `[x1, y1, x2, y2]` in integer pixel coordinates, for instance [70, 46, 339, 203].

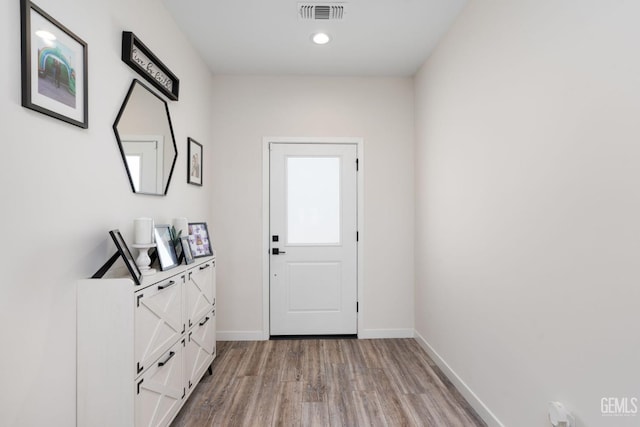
[188, 222, 213, 258]
[170, 225, 184, 264]
[20, 0, 88, 128]
[187, 137, 203, 186]
[153, 224, 179, 270]
[181, 236, 194, 265]
[108, 229, 142, 285]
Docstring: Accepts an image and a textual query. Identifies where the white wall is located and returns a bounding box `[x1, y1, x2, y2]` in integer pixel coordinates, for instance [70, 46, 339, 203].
[414, 1, 640, 426]
[0, 0, 213, 425]
[210, 76, 415, 339]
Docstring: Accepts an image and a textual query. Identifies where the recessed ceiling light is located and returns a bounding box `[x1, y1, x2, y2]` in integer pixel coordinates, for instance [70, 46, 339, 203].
[311, 32, 331, 45]
[35, 30, 56, 41]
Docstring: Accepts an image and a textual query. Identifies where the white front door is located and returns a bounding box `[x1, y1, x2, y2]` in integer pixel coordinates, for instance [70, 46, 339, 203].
[269, 143, 358, 335]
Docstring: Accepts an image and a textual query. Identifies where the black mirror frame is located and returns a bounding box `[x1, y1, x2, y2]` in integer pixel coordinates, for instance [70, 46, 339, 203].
[113, 79, 178, 196]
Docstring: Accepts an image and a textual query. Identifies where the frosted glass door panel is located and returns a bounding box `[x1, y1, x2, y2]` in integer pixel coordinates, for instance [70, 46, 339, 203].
[287, 157, 341, 244]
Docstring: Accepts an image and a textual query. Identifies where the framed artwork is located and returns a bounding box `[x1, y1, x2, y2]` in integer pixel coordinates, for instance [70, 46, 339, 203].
[181, 236, 194, 265]
[187, 137, 203, 186]
[153, 224, 179, 271]
[173, 227, 183, 264]
[121, 32, 179, 101]
[20, 0, 88, 128]
[109, 230, 142, 286]
[188, 222, 213, 258]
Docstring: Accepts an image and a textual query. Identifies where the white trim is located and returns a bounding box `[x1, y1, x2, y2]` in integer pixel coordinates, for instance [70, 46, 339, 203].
[217, 331, 266, 341]
[262, 139, 271, 340]
[358, 328, 414, 339]
[262, 137, 365, 339]
[414, 330, 505, 427]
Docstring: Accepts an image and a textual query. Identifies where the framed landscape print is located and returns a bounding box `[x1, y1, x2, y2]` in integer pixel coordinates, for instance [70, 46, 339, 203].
[20, 0, 88, 128]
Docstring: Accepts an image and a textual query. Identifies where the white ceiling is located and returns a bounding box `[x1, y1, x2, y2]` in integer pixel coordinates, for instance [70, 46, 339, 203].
[162, 0, 468, 77]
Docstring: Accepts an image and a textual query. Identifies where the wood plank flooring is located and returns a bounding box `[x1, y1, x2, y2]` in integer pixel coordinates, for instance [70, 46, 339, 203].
[171, 339, 486, 427]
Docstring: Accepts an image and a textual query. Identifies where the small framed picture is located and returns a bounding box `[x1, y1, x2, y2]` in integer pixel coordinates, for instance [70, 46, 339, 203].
[20, 0, 88, 128]
[187, 137, 203, 186]
[153, 224, 179, 271]
[188, 222, 213, 258]
[109, 230, 141, 285]
[174, 232, 183, 264]
[181, 236, 194, 265]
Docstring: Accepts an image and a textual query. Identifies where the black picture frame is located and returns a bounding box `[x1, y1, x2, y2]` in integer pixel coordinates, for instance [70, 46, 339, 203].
[188, 222, 213, 258]
[187, 137, 203, 186]
[154, 224, 179, 271]
[181, 236, 194, 265]
[121, 31, 179, 101]
[173, 228, 183, 264]
[109, 230, 142, 286]
[20, 0, 88, 128]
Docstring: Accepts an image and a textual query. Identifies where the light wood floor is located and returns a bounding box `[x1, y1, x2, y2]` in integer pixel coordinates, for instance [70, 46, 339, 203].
[171, 338, 486, 427]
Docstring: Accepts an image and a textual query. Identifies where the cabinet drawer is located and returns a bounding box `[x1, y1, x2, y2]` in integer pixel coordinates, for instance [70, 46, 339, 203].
[185, 260, 215, 327]
[185, 309, 216, 393]
[135, 276, 183, 377]
[135, 341, 184, 427]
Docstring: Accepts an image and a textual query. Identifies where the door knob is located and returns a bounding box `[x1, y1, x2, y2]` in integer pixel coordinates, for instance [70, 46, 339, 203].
[272, 248, 286, 255]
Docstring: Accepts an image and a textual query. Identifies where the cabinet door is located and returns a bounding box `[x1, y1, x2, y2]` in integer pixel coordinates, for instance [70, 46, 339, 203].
[185, 260, 215, 328]
[135, 276, 184, 377]
[135, 341, 184, 427]
[185, 309, 216, 392]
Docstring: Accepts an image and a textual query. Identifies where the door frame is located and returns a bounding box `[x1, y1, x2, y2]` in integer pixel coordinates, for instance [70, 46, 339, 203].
[262, 137, 364, 339]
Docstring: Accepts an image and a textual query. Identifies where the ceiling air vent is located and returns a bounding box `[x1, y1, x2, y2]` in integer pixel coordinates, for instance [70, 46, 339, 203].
[298, 3, 345, 20]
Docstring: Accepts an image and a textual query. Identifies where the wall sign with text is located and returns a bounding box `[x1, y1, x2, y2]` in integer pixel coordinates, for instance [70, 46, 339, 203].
[121, 31, 179, 101]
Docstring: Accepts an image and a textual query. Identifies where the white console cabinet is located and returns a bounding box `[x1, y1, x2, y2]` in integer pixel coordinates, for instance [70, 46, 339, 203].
[77, 256, 216, 427]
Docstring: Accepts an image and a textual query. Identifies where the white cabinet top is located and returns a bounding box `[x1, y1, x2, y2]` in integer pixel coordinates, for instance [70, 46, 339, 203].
[99, 255, 215, 290]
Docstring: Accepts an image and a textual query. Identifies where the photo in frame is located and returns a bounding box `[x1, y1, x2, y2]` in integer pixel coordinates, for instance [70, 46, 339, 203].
[188, 222, 213, 258]
[20, 0, 88, 128]
[187, 137, 203, 186]
[172, 227, 183, 264]
[173, 234, 184, 265]
[181, 236, 194, 265]
[109, 229, 142, 286]
[153, 224, 179, 271]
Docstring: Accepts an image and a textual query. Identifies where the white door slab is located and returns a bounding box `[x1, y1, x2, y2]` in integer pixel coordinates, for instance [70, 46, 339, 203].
[269, 143, 358, 335]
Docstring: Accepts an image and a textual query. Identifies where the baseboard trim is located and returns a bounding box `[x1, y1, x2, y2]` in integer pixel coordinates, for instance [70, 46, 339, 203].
[218, 329, 415, 341]
[358, 328, 415, 339]
[414, 330, 505, 427]
[217, 331, 266, 341]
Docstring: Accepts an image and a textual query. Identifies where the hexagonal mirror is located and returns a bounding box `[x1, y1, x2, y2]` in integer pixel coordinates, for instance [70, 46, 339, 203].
[113, 79, 177, 196]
